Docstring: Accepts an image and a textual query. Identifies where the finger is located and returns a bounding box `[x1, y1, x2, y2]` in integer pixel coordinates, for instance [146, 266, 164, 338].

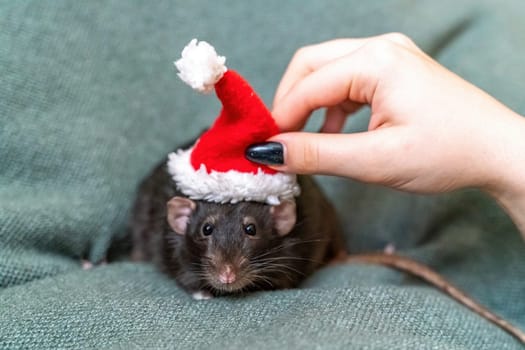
[267, 130, 399, 181]
[273, 33, 418, 109]
[273, 38, 371, 108]
[273, 50, 378, 131]
[321, 101, 363, 133]
[321, 106, 348, 133]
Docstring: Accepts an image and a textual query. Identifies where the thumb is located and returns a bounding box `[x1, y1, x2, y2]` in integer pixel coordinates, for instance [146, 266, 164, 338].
[247, 130, 398, 180]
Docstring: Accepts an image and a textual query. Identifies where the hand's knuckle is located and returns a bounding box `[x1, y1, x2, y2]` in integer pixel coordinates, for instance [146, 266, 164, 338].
[292, 46, 313, 65]
[361, 38, 403, 71]
[383, 32, 415, 47]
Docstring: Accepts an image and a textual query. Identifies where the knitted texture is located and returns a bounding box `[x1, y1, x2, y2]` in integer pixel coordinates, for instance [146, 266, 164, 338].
[1, 1, 525, 349]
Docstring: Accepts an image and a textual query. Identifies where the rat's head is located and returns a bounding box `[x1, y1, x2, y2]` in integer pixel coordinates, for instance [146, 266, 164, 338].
[167, 196, 297, 294]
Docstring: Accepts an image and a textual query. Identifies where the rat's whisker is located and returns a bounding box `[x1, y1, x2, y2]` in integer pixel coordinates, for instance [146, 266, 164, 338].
[255, 256, 321, 264]
[250, 238, 328, 261]
[248, 273, 276, 288]
[254, 261, 307, 278]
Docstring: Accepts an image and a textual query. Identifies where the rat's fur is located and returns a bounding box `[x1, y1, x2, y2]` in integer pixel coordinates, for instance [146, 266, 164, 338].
[130, 156, 344, 297]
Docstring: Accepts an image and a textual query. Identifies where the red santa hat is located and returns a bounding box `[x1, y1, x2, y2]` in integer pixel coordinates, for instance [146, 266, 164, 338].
[167, 39, 300, 205]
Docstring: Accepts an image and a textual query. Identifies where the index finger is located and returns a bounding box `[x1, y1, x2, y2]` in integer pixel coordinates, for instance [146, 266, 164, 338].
[272, 48, 378, 132]
[272, 38, 371, 109]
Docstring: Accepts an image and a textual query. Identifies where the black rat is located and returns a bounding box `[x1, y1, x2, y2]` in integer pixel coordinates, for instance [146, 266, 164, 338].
[128, 144, 525, 343]
[131, 154, 344, 299]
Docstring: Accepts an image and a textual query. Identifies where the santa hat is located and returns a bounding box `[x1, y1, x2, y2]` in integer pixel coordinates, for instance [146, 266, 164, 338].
[167, 39, 300, 205]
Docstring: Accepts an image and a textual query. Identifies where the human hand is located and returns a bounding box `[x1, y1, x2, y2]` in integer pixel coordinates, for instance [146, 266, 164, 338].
[247, 33, 525, 198]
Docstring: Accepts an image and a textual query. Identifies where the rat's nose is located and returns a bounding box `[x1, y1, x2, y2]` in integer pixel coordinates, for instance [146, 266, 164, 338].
[218, 264, 236, 284]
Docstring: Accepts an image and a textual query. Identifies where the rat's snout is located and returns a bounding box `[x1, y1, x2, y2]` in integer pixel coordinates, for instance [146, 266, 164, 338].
[206, 254, 249, 291]
[218, 264, 236, 284]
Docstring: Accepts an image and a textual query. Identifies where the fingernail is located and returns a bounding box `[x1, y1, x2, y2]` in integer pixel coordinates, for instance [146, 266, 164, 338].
[245, 142, 284, 165]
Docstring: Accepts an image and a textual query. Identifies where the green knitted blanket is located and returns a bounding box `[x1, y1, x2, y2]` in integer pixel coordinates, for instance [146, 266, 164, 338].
[1, 1, 524, 349]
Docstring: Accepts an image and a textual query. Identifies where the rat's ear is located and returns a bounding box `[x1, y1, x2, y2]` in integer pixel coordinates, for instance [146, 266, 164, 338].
[270, 199, 297, 236]
[167, 197, 196, 235]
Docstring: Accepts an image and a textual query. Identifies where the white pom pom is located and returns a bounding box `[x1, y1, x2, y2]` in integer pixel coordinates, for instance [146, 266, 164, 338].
[174, 39, 227, 93]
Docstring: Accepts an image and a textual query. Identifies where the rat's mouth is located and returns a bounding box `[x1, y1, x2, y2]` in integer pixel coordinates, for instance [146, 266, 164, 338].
[208, 274, 251, 293]
[204, 264, 259, 293]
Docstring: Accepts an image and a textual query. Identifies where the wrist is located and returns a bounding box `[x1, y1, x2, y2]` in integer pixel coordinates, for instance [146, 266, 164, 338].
[489, 187, 525, 239]
[483, 112, 525, 237]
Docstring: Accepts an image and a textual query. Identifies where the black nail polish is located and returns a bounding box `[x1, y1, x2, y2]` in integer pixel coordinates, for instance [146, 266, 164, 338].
[245, 142, 284, 165]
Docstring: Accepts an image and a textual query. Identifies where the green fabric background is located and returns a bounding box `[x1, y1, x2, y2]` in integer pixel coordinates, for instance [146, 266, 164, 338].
[1, 1, 524, 349]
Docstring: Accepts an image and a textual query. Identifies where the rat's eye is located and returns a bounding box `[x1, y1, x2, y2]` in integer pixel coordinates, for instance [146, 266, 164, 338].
[202, 223, 214, 236]
[243, 223, 256, 236]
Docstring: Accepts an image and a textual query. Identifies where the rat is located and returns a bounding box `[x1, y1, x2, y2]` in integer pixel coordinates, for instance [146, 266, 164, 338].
[130, 150, 344, 300]
[129, 143, 525, 344]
